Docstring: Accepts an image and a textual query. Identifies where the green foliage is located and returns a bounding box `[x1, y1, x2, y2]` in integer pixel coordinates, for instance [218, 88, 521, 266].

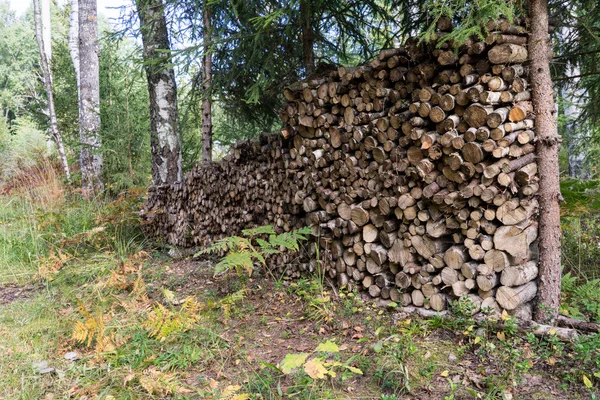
[0, 2, 39, 127]
[0, 118, 51, 181]
[168, 0, 406, 136]
[561, 212, 600, 280]
[560, 179, 600, 213]
[421, 0, 520, 47]
[143, 296, 202, 339]
[560, 273, 600, 322]
[98, 37, 152, 192]
[197, 225, 311, 277]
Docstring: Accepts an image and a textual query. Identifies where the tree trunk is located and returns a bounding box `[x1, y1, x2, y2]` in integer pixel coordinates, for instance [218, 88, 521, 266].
[78, 0, 104, 197]
[136, 0, 182, 186]
[33, 0, 71, 181]
[68, 0, 80, 95]
[201, 2, 212, 163]
[299, 0, 315, 75]
[530, 0, 562, 324]
[41, 0, 51, 61]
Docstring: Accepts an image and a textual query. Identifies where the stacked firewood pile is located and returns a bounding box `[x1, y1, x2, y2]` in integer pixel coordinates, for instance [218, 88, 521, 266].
[143, 18, 540, 318]
[142, 134, 305, 250]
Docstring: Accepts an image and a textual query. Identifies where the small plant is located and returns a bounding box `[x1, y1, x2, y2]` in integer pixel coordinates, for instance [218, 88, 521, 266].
[143, 296, 203, 340]
[560, 272, 600, 323]
[448, 297, 478, 332]
[196, 225, 311, 278]
[72, 301, 119, 353]
[276, 340, 362, 380]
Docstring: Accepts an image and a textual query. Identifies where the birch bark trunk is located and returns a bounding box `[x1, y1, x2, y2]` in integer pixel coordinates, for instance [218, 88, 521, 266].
[78, 0, 104, 196]
[68, 0, 80, 96]
[33, 0, 71, 181]
[135, 0, 182, 185]
[529, 0, 562, 323]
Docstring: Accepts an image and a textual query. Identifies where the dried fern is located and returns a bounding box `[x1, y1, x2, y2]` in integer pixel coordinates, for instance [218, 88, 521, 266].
[72, 301, 116, 352]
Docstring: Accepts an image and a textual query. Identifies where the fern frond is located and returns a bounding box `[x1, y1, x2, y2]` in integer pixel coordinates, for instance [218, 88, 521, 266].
[242, 225, 276, 237]
[220, 289, 248, 320]
[195, 236, 251, 256]
[214, 251, 254, 276]
[143, 297, 202, 339]
[255, 238, 272, 252]
[268, 227, 311, 252]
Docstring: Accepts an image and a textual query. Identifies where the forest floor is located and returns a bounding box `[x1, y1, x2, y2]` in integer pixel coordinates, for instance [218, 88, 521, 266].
[0, 189, 599, 399]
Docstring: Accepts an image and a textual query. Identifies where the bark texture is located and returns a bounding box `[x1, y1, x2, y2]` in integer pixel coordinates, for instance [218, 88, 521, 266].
[68, 0, 80, 94]
[201, 2, 212, 163]
[529, 0, 562, 323]
[41, 0, 51, 61]
[79, 0, 104, 196]
[300, 0, 315, 75]
[33, 0, 71, 180]
[136, 0, 183, 186]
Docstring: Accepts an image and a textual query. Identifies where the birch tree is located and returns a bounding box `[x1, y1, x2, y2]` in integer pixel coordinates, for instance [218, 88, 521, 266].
[78, 0, 104, 196]
[68, 0, 79, 98]
[135, 0, 182, 185]
[33, 0, 71, 180]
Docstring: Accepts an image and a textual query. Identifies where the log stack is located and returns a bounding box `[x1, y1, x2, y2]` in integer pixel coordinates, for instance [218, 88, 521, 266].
[142, 18, 540, 319]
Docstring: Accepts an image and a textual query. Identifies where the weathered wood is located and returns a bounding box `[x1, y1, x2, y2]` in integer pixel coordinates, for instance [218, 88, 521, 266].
[496, 281, 538, 310]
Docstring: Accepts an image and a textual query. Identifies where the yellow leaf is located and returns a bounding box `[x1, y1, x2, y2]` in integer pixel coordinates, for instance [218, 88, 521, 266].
[222, 385, 243, 397]
[440, 370, 449, 377]
[279, 353, 309, 374]
[583, 375, 593, 389]
[474, 336, 482, 344]
[548, 327, 557, 336]
[501, 310, 509, 321]
[304, 358, 328, 380]
[163, 289, 176, 303]
[548, 357, 556, 366]
[497, 331, 506, 341]
[315, 341, 339, 353]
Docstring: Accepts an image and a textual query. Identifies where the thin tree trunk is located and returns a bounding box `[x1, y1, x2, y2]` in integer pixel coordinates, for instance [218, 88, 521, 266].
[530, 0, 562, 324]
[79, 0, 104, 197]
[135, 0, 182, 186]
[33, 0, 71, 181]
[300, 0, 315, 75]
[41, 0, 51, 61]
[201, 2, 212, 163]
[68, 0, 80, 95]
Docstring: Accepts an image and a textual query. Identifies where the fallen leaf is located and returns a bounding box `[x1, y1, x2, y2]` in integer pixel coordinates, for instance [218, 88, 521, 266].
[279, 353, 308, 374]
[304, 358, 328, 379]
[315, 341, 339, 353]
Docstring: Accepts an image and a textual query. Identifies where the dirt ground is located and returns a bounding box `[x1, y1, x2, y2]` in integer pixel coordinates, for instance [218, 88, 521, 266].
[149, 259, 592, 400]
[0, 282, 38, 305]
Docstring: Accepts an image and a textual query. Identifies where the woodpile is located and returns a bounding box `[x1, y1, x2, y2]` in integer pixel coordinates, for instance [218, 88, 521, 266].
[142, 18, 540, 319]
[142, 134, 305, 250]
